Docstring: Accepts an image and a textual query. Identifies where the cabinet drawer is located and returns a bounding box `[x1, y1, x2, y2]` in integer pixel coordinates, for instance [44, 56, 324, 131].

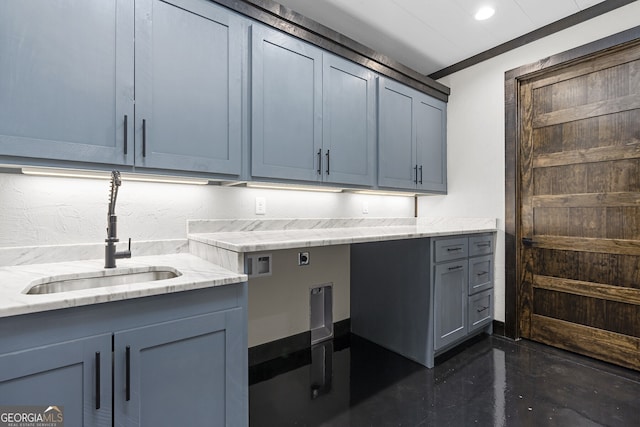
[468, 255, 493, 295]
[468, 289, 493, 332]
[434, 237, 468, 263]
[469, 234, 493, 256]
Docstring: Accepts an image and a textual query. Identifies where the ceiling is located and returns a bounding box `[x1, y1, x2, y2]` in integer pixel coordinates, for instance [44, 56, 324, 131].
[275, 0, 607, 76]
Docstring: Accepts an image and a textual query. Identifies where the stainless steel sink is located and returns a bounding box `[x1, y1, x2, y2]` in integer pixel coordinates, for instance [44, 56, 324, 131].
[25, 267, 181, 295]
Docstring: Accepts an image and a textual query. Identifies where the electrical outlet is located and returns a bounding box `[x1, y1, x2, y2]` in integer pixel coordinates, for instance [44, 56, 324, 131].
[255, 197, 266, 215]
[362, 201, 369, 214]
[298, 252, 310, 266]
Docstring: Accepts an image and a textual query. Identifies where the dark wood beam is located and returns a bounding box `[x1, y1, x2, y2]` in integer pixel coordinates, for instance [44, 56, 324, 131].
[210, 0, 450, 101]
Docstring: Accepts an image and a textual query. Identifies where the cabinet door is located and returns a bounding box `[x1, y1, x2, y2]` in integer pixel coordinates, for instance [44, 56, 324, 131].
[0, 334, 112, 427]
[0, 0, 134, 165]
[251, 25, 323, 182]
[322, 55, 376, 186]
[416, 94, 447, 193]
[135, 0, 242, 175]
[378, 77, 418, 190]
[434, 260, 468, 350]
[114, 308, 246, 427]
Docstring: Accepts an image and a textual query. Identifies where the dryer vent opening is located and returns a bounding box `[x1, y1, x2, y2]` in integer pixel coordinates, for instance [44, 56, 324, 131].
[310, 284, 333, 345]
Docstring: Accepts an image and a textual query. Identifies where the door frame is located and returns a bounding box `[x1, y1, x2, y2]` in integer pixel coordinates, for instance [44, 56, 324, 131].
[503, 25, 640, 339]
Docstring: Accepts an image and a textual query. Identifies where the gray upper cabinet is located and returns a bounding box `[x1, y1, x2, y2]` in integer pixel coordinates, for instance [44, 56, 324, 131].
[251, 25, 322, 182]
[251, 28, 376, 186]
[378, 77, 447, 193]
[0, 0, 134, 166]
[415, 95, 447, 192]
[378, 77, 415, 190]
[322, 54, 376, 186]
[135, 0, 242, 175]
[0, 0, 242, 176]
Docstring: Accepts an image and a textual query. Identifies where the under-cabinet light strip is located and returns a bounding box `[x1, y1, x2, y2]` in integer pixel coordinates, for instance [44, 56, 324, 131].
[246, 182, 343, 193]
[351, 189, 417, 197]
[20, 167, 210, 185]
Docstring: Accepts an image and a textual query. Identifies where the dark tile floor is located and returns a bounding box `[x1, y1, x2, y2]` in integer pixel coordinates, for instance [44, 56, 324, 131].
[249, 334, 640, 427]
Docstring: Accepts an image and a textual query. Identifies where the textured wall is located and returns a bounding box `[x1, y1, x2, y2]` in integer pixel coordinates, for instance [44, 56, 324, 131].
[247, 245, 350, 347]
[0, 173, 414, 248]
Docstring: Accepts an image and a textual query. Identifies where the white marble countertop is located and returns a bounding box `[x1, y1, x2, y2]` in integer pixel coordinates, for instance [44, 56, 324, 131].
[0, 253, 247, 318]
[188, 218, 497, 253]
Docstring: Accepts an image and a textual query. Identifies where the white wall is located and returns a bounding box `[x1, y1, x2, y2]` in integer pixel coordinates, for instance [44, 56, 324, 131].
[247, 245, 350, 347]
[0, 173, 414, 248]
[419, 1, 640, 322]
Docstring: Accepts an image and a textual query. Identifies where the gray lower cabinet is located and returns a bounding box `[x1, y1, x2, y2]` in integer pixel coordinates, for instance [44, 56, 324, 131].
[378, 77, 447, 193]
[0, 284, 248, 427]
[0, 334, 112, 427]
[351, 233, 493, 369]
[433, 234, 494, 352]
[433, 260, 468, 350]
[0, 0, 243, 176]
[114, 308, 245, 427]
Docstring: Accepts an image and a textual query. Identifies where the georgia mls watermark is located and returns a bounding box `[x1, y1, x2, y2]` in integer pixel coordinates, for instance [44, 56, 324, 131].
[0, 406, 64, 427]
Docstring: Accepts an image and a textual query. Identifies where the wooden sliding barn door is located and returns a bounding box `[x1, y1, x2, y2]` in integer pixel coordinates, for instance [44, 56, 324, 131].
[519, 42, 640, 370]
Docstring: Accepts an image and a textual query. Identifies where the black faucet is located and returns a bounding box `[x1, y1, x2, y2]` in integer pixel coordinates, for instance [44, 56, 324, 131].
[105, 170, 132, 268]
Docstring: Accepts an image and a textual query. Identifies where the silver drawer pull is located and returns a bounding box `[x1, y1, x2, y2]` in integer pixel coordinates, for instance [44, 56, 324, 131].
[448, 265, 463, 271]
[446, 247, 463, 252]
[476, 243, 490, 248]
[477, 306, 489, 313]
[476, 271, 488, 276]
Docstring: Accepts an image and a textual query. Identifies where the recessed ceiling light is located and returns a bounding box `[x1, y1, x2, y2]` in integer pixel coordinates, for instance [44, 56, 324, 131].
[475, 6, 495, 21]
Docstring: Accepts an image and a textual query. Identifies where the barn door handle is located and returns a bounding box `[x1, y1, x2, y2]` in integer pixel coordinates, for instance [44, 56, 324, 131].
[522, 237, 536, 247]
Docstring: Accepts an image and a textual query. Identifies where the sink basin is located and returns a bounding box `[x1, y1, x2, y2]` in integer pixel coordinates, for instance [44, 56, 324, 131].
[25, 267, 181, 295]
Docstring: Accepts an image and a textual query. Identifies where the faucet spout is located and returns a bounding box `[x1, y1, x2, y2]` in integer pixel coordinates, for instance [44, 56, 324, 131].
[105, 171, 132, 268]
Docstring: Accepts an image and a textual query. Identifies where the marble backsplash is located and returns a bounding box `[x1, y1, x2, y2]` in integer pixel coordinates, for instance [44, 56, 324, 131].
[187, 217, 496, 234]
[0, 239, 189, 267]
[1, 217, 496, 268]
[187, 217, 418, 234]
